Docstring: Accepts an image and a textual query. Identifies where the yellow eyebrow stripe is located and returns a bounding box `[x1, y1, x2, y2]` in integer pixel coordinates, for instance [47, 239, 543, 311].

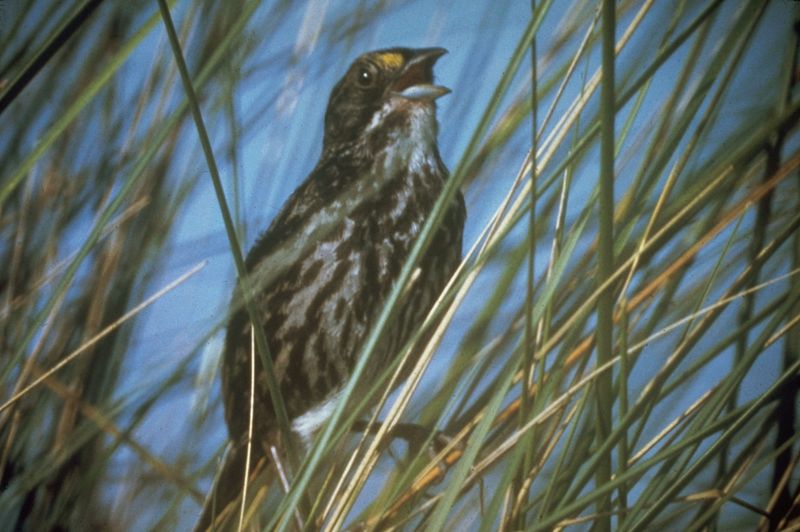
[375, 52, 404, 70]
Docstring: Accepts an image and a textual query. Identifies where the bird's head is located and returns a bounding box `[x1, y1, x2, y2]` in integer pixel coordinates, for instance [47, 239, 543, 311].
[323, 47, 449, 150]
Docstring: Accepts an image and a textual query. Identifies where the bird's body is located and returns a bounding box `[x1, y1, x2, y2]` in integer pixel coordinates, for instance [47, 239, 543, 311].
[197, 47, 464, 530]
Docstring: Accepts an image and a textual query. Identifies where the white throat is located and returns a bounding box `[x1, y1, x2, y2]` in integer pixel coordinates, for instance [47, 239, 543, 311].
[367, 100, 439, 180]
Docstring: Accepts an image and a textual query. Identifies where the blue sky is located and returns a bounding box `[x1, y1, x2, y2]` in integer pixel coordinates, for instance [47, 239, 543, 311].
[2, 0, 796, 529]
[108, 2, 796, 527]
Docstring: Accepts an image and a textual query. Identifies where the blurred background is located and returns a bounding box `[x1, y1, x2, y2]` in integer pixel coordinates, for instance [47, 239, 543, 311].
[1, 0, 798, 530]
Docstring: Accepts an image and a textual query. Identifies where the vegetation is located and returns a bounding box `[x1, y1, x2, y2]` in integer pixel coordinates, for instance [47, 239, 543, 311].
[0, 1, 797, 529]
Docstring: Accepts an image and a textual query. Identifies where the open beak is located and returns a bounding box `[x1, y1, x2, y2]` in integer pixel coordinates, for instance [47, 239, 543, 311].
[390, 47, 450, 101]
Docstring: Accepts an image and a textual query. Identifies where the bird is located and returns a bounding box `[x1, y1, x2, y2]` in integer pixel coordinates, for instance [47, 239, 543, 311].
[196, 47, 465, 531]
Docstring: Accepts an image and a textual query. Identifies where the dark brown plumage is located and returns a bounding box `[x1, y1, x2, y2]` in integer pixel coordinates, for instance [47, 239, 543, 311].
[197, 47, 465, 530]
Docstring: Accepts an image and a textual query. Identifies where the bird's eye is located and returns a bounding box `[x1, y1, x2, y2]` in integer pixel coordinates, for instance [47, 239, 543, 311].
[357, 67, 374, 87]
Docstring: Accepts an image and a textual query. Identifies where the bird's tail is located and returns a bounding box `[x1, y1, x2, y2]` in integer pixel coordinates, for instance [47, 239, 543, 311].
[194, 440, 272, 532]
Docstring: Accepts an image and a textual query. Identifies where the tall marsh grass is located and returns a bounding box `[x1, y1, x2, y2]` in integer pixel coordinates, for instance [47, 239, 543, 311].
[1, 1, 798, 530]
